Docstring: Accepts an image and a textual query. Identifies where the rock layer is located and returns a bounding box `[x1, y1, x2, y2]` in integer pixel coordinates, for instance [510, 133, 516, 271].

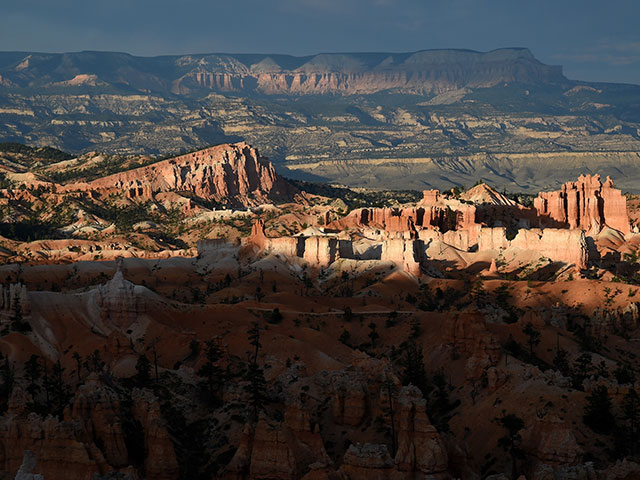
[64, 143, 295, 208]
[534, 174, 630, 235]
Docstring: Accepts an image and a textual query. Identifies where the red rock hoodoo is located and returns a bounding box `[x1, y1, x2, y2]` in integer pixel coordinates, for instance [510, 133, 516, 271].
[534, 174, 630, 235]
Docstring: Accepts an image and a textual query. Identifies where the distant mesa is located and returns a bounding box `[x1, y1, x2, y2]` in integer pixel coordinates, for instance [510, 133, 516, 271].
[0, 48, 566, 96]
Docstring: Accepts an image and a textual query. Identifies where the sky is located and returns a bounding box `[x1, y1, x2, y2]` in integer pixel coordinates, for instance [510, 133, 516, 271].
[1, 0, 639, 84]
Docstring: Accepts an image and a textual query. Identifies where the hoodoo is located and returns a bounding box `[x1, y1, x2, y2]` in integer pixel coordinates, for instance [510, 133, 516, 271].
[534, 174, 630, 235]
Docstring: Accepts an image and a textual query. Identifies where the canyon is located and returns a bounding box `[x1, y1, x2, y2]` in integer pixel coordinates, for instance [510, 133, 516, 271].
[0, 143, 639, 478]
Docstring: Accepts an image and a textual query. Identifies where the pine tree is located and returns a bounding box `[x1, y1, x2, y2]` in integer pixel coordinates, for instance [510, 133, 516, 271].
[197, 340, 224, 402]
[622, 388, 640, 456]
[383, 378, 397, 456]
[400, 340, 427, 395]
[553, 348, 570, 376]
[495, 411, 525, 479]
[247, 322, 262, 365]
[0, 354, 13, 413]
[245, 323, 267, 422]
[72, 352, 83, 382]
[49, 360, 67, 417]
[368, 322, 379, 348]
[522, 322, 541, 358]
[134, 354, 152, 387]
[24, 354, 41, 397]
[244, 361, 267, 423]
[583, 385, 615, 434]
[572, 353, 593, 390]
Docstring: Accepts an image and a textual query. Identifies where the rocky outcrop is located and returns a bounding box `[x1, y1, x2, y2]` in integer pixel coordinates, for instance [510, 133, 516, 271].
[339, 443, 394, 480]
[478, 227, 589, 269]
[0, 283, 30, 317]
[131, 389, 180, 480]
[0, 413, 109, 480]
[302, 237, 339, 268]
[14, 451, 43, 480]
[328, 207, 420, 235]
[394, 386, 448, 475]
[69, 375, 129, 468]
[66, 143, 295, 208]
[588, 303, 640, 336]
[332, 378, 368, 427]
[523, 415, 581, 468]
[94, 267, 145, 330]
[444, 313, 502, 380]
[329, 199, 478, 241]
[223, 402, 331, 480]
[380, 238, 424, 276]
[460, 183, 517, 207]
[534, 174, 630, 235]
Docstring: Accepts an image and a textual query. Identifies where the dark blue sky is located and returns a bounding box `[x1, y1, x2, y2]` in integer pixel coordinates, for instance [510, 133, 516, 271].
[1, 0, 639, 84]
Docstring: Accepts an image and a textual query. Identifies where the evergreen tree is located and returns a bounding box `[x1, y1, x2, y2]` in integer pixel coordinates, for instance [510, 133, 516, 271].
[0, 353, 13, 413]
[150, 338, 159, 381]
[522, 322, 541, 358]
[134, 354, 152, 387]
[622, 388, 640, 456]
[496, 411, 525, 479]
[583, 385, 615, 434]
[89, 349, 105, 373]
[48, 360, 67, 417]
[247, 322, 262, 364]
[245, 322, 267, 422]
[197, 340, 224, 402]
[368, 322, 379, 348]
[400, 340, 427, 395]
[72, 352, 82, 382]
[339, 329, 351, 346]
[268, 308, 283, 324]
[615, 363, 636, 385]
[382, 378, 397, 456]
[244, 361, 267, 423]
[10, 292, 30, 332]
[553, 348, 571, 376]
[24, 354, 41, 397]
[572, 353, 593, 390]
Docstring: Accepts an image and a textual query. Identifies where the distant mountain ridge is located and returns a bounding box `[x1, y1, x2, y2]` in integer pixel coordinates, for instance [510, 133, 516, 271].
[0, 48, 566, 95]
[2, 47, 640, 193]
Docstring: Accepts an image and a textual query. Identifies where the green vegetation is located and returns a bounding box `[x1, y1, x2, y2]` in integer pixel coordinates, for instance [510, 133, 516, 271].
[0, 142, 73, 164]
[583, 386, 615, 434]
[289, 180, 422, 209]
[495, 411, 525, 479]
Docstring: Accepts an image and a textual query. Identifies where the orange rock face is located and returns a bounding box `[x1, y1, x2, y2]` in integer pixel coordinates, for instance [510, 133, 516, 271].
[223, 403, 332, 480]
[70, 376, 129, 468]
[131, 389, 180, 480]
[394, 386, 448, 474]
[63, 143, 295, 207]
[478, 227, 589, 269]
[534, 174, 630, 235]
[380, 238, 424, 276]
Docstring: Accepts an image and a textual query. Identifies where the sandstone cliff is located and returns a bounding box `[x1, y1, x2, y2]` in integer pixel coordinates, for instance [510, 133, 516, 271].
[534, 174, 630, 235]
[64, 143, 295, 208]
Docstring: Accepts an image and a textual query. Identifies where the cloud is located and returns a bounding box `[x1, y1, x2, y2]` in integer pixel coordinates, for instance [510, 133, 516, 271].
[554, 39, 640, 66]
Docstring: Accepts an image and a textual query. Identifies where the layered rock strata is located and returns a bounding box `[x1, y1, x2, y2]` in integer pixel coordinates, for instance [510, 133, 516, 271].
[63, 143, 295, 208]
[478, 227, 589, 269]
[534, 174, 630, 235]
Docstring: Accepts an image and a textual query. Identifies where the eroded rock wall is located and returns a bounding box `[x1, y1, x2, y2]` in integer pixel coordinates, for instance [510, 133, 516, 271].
[64, 143, 295, 208]
[534, 174, 630, 235]
[478, 227, 588, 269]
